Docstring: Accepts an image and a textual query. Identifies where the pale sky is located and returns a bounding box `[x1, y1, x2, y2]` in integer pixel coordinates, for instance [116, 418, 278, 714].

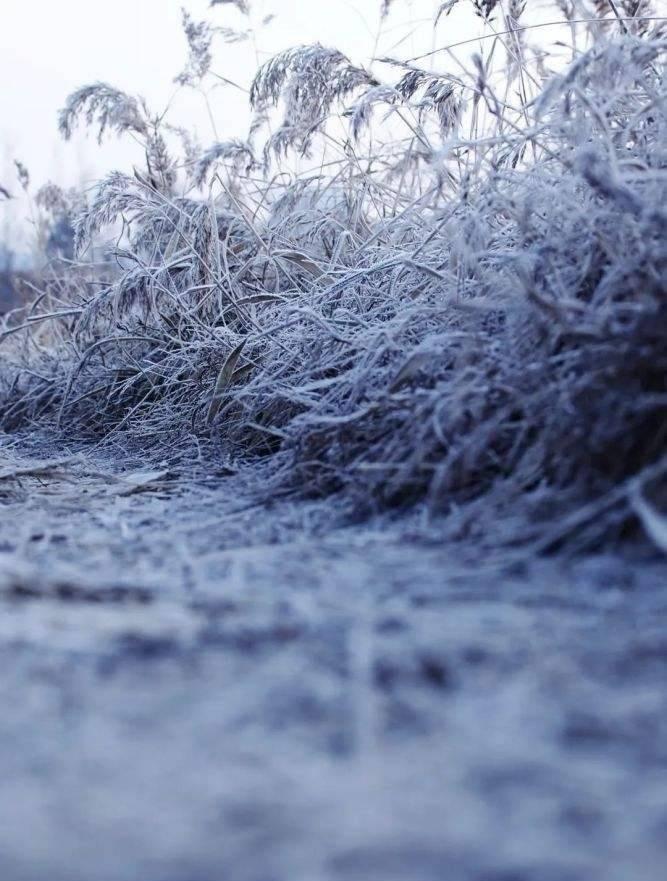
[0, 0, 463, 253]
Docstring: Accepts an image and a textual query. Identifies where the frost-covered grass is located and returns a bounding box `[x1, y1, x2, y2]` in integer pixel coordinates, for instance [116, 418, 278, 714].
[1, 1, 666, 551]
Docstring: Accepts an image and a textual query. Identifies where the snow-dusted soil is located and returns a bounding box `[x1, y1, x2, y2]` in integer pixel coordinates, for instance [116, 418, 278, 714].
[1, 437, 666, 881]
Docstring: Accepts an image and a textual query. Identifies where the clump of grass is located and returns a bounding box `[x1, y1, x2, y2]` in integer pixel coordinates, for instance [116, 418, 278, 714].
[1, 0, 666, 552]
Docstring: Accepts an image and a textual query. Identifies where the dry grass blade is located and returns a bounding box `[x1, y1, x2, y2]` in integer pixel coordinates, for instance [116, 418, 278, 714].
[117, 469, 172, 496]
[390, 352, 433, 392]
[0, 457, 77, 483]
[631, 488, 667, 554]
[206, 339, 248, 424]
[275, 251, 325, 278]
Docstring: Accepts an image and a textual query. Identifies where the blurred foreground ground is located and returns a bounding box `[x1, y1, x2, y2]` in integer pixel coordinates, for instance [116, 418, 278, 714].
[1, 436, 666, 881]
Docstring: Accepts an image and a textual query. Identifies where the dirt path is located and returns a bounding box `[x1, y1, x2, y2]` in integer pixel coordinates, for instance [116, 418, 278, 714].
[1, 438, 666, 881]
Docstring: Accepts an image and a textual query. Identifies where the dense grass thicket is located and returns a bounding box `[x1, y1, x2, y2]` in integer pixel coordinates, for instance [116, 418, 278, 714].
[1, 0, 666, 551]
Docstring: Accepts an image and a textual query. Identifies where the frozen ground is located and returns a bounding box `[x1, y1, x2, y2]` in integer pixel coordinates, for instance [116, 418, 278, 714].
[1, 434, 666, 881]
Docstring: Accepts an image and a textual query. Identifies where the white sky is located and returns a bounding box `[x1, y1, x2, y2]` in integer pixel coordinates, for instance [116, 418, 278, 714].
[0, 0, 468, 252]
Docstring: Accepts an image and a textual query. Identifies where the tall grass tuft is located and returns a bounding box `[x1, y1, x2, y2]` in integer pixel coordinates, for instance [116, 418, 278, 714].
[2, 0, 666, 552]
